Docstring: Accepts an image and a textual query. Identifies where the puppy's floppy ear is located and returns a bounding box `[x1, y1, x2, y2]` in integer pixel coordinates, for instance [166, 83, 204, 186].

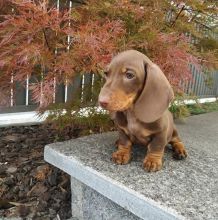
[133, 56, 174, 123]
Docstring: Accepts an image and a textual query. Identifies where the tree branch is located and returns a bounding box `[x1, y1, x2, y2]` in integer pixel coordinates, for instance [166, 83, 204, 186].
[42, 28, 51, 50]
[170, 5, 186, 27]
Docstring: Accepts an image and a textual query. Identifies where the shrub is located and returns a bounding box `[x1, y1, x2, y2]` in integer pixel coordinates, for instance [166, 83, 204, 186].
[0, 0, 217, 127]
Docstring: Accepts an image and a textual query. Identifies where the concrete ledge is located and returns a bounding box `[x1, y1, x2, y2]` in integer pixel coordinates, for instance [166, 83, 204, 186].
[44, 112, 218, 220]
[0, 111, 47, 127]
[45, 139, 182, 220]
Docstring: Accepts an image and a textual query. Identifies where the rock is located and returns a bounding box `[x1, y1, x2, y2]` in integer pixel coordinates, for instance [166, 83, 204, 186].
[7, 166, 17, 174]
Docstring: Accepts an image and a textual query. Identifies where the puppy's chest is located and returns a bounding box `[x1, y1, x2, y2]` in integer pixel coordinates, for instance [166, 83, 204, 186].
[115, 111, 151, 138]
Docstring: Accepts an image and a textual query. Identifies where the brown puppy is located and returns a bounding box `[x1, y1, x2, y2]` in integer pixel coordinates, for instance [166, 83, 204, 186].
[98, 50, 187, 172]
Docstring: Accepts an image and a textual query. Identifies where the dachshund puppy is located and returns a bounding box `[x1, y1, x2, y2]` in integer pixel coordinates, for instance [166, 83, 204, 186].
[98, 50, 187, 172]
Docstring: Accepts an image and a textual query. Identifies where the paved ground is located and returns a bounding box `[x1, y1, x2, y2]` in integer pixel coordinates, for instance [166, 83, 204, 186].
[175, 111, 218, 156]
[45, 112, 218, 220]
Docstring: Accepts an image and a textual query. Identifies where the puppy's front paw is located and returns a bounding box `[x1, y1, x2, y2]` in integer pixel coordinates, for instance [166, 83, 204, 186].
[143, 155, 162, 172]
[173, 142, 188, 160]
[112, 150, 131, 165]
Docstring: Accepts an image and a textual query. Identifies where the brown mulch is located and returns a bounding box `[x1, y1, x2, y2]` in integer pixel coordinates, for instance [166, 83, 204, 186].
[0, 123, 96, 220]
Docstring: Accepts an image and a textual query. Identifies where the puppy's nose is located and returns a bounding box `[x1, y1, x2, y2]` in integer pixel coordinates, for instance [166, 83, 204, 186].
[99, 101, 108, 108]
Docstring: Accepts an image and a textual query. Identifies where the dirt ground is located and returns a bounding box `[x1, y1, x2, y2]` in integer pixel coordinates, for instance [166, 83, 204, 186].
[0, 124, 85, 220]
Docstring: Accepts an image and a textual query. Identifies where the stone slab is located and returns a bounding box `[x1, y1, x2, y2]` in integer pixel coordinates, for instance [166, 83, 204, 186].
[71, 176, 140, 220]
[44, 112, 218, 220]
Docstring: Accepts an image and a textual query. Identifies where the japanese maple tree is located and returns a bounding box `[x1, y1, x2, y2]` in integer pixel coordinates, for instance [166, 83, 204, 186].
[0, 0, 217, 121]
[0, 0, 124, 107]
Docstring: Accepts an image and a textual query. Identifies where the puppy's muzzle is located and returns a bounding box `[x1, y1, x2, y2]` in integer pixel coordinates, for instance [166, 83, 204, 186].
[99, 100, 109, 108]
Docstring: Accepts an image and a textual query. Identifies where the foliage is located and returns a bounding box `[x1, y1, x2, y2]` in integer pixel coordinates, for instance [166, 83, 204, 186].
[0, 0, 217, 129]
[169, 94, 191, 118]
[71, 0, 218, 93]
[46, 105, 113, 135]
[187, 100, 218, 115]
[0, 0, 124, 107]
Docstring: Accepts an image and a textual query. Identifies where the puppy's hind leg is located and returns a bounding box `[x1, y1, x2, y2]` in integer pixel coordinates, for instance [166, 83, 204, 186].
[170, 128, 188, 160]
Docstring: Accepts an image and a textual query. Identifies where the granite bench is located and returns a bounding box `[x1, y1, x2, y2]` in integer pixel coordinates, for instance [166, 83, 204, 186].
[44, 112, 218, 220]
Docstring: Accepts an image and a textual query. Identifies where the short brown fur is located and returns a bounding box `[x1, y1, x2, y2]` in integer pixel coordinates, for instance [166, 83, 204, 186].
[99, 50, 187, 172]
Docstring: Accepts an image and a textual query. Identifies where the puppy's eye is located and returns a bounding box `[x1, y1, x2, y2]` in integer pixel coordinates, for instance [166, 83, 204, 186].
[125, 71, 135, 79]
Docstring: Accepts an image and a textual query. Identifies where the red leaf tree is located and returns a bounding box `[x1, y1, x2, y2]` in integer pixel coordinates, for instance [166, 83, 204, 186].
[0, 0, 124, 108]
[0, 0, 217, 110]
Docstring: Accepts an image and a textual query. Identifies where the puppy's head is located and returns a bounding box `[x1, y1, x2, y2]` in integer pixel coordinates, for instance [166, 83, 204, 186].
[98, 50, 174, 123]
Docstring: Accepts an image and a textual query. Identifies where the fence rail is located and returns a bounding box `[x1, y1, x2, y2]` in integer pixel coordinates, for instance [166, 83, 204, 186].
[183, 67, 218, 97]
[0, 69, 218, 114]
[0, 0, 217, 114]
